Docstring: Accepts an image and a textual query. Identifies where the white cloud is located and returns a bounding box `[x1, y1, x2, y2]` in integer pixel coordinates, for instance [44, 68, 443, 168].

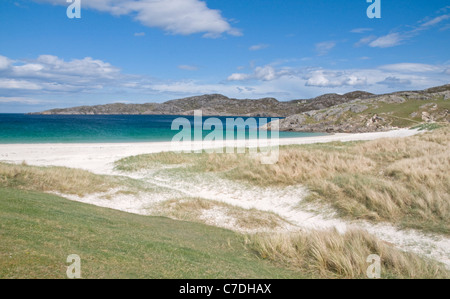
[249, 44, 269, 51]
[369, 33, 403, 48]
[178, 65, 198, 71]
[315, 41, 336, 56]
[226, 60, 450, 94]
[227, 65, 290, 82]
[0, 54, 122, 93]
[360, 11, 450, 49]
[0, 79, 42, 90]
[305, 70, 367, 88]
[0, 55, 12, 70]
[254, 66, 277, 81]
[34, 0, 240, 37]
[420, 14, 450, 27]
[354, 35, 376, 47]
[134, 32, 146, 37]
[227, 73, 251, 81]
[379, 63, 442, 73]
[2, 53, 449, 107]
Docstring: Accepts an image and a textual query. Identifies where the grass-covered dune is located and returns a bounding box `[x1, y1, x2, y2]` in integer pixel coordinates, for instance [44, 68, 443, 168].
[116, 126, 450, 235]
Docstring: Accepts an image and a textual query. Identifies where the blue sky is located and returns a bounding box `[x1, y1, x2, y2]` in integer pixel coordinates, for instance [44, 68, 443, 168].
[0, 0, 449, 112]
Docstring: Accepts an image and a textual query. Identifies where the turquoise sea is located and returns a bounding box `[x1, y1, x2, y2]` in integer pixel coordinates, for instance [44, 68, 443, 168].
[0, 114, 326, 144]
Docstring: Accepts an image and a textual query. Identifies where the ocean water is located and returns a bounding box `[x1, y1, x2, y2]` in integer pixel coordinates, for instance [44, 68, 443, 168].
[0, 114, 326, 144]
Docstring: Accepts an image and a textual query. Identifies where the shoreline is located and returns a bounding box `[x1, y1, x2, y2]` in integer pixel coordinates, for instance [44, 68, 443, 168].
[0, 128, 419, 174]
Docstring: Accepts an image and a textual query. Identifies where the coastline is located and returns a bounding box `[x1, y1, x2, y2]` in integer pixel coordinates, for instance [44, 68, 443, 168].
[2, 127, 449, 268]
[0, 128, 419, 174]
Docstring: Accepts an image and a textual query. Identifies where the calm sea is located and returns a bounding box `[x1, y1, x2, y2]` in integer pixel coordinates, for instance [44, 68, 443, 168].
[0, 114, 325, 144]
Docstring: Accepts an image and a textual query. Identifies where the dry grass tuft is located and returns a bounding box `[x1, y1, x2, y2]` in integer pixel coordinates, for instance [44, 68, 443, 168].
[0, 162, 120, 196]
[249, 229, 449, 279]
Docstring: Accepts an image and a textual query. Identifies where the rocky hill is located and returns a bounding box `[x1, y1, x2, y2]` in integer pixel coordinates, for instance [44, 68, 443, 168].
[264, 85, 450, 133]
[31, 92, 374, 117]
[31, 85, 450, 133]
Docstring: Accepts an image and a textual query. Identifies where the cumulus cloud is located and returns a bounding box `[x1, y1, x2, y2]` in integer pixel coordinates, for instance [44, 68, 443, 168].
[225, 57, 450, 94]
[254, 66, 277, 81]
[305, 70, 367, 88]
[0, 54, 121, 93]
[2, 53, 450, 108]
[227, 65, 290, 82]
[34, 0, 240, 37]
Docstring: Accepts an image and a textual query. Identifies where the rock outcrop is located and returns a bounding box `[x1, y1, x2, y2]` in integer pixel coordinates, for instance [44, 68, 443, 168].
[265, 84, 450, 133]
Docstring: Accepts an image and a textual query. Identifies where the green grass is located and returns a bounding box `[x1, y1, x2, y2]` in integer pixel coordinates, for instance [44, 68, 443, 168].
[364, 97, 450, 127]
[2, 188, 447, 279]
[411, 123, 443, 131]
[0, 188, 306, 279]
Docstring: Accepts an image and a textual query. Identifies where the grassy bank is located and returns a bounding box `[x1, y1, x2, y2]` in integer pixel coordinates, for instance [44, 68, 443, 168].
[0, 188, 303, 279]
[115, 126, 450, 235]
[1, 188, 447, 279]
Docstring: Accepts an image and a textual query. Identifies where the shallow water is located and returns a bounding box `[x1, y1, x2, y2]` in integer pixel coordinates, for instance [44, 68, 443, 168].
[0, 114, 326, 144]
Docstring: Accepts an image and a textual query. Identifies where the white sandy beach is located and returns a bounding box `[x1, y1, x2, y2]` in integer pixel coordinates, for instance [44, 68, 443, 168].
[1, 127, 449, 268]
[0, 128, 419, 174]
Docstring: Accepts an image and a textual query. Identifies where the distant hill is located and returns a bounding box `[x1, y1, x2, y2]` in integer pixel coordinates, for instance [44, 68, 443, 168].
[31, 85, 450, 133]
[30, 91, 375, 117]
